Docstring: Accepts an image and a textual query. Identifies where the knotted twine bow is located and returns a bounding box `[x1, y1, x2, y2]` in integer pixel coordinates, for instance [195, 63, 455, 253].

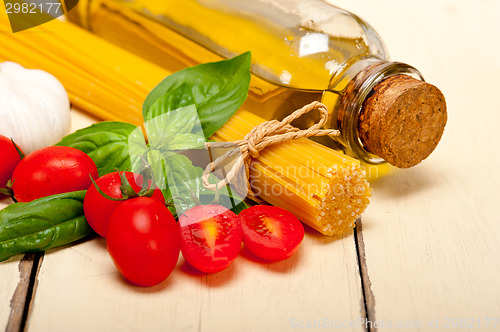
[201, 101, 340, 202]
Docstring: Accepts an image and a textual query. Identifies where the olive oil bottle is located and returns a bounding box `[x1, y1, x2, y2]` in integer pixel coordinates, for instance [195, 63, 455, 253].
[68, 0, 447, 168]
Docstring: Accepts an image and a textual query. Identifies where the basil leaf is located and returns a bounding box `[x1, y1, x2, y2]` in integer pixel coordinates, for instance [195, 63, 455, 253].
[230, 200, 248, 215]
[154, 152, 245, 214]
[144, 105, 205, 151]
[145, 83, 196, 123]
[56, 121, 137, 176]
[143, 52, 251, 138]
[146, 149, 171, 200]
[0, 191, 93, 263]
[199, 193, 248, 215]
[161, 152, 207, 210]
[130, 140, 246, 216]
[167, 134, 206, 151]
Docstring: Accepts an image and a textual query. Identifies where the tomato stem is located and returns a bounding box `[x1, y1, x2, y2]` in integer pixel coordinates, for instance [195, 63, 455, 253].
[0, 180, 15, 200]
[134, 163, 157, 197]
[89, 174, 127, 201]
[10, 139, 24, 159]
[0, 187, 13, 196]
[89, 170, 158, 202]
[118, 171, 140, 199]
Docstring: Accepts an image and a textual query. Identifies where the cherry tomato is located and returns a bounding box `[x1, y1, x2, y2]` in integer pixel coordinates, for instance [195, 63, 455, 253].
[239, 205, 304, 262]
[11, 146, 98, 202]
[179, 205, 242, 273]
[83, 172, 165, 237]
[0, 135, 23, 197]
[106, 197, 180, 287]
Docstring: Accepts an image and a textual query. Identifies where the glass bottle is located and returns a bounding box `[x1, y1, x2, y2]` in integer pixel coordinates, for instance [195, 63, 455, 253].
[68, 0, 447, 168]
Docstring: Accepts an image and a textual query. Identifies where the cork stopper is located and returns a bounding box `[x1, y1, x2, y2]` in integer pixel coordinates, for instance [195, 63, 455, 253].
[358, 75, 447, 168]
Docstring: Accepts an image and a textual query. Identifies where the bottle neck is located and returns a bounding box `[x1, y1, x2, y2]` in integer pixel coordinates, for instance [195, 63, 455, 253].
[324, 58, 424, 164]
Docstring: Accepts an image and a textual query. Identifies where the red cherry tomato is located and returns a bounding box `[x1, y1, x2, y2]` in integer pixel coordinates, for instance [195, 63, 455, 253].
[83, 172, 165, 237]
[239, 205, 304, 262]
[106, 197, 180, 287]
[179, 205, 242, 273]
[0, 135, 23, 197]
[11, 146, 98, 202]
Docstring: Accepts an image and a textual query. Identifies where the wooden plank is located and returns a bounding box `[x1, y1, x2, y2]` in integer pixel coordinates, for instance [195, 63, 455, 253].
[14, 0, 500, 329]
[354, 221, 375, 327]
[12, 103, 367, 330]
[0, 198, 33, 332]
[0, 109, 98, 332]
[4, 253, 43, 332]
[0, 254, 27, 332]
[25, 228, 365, 331]
[1, 194, 44, 332]
[334, 0, 500, 330]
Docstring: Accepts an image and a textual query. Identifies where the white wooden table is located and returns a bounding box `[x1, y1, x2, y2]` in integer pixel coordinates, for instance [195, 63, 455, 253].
[1, 0, 499, 331]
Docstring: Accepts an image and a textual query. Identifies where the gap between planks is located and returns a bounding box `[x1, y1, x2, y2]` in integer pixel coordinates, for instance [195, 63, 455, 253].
[5, 222, 374, 332]
[355, 218, 376, 332]
[6, 253, 43, 332]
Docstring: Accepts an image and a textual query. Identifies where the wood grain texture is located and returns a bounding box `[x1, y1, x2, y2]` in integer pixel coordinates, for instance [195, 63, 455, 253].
[26, 230, 365, 332]
[5, 253, 43, 332]
[0, 110, 97, 332]
[0, 237, 27, 332]
[16, 110, 365, 332]
[0, 198, 23, 332]
[3, 1, 500, 331]
[333, 0, 500, 330]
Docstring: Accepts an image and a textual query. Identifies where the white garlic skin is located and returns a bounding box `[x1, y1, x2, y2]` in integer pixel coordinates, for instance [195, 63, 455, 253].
[0, 61, 71, 154]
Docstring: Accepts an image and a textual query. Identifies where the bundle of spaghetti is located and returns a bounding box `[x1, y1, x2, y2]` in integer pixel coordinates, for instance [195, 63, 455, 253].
[66, 0, 292, 99]
[0, 12, 166, 126]
[214, 110, 371, 236]
[0, 14, 371, 236]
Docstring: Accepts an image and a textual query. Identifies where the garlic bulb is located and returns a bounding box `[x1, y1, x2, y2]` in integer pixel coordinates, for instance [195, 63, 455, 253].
[0, 61, 71, 154]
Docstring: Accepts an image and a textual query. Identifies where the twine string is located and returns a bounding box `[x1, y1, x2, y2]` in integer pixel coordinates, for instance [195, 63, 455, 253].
[201, 101, 340, 201]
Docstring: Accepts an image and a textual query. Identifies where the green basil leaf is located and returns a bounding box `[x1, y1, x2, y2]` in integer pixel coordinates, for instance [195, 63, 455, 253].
[132, 105, 207, 201]
[143, 52, 251, 138]
[56, 121, 137, 176]
[231, 200, 248, 215]
[145, 83, 196, 124]
[144, 105, 205, 151]
[199, 193, 248, 215]
[161, 152, 207, 210]
[130, 143, 245, 216]
[167, 134, 206, 151]
[155, 152, 245, 214]
[147, 149, 171, 200]
[0, 191, 93, 263]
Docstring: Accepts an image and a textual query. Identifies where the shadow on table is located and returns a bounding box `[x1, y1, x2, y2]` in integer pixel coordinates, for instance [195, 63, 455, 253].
[239, 246, 302, 274]
[368, 162, 447, 199]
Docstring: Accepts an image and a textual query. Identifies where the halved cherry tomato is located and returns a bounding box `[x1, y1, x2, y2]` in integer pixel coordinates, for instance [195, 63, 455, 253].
[179, 205, 242, 273]
[11, 146, 98, 202]
[0, 135, 23, 197]
[83, 172, 165, 237]
[106, 197, 180, 287]
[239, 205, 304, 262]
